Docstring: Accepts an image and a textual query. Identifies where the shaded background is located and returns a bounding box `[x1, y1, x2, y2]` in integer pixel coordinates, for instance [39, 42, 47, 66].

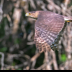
[0, 0, 72, 70]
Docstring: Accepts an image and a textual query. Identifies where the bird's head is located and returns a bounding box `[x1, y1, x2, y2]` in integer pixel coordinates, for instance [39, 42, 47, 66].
[25, 11, 40, 19]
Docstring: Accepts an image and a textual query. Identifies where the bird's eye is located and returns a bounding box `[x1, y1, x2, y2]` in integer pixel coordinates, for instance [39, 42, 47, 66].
[29, 13, 31, 15]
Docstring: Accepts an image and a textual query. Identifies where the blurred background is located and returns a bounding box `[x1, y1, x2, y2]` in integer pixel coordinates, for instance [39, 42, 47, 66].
[0, 0, 72, 70]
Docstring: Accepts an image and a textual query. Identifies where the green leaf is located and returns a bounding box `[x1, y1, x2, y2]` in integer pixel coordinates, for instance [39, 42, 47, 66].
[0, 47, 7, 52]
[17, 68, 22, 70]
[60, 54, 67, 62]
[12, 62, 16, 66]
[14, 38, 21, 44]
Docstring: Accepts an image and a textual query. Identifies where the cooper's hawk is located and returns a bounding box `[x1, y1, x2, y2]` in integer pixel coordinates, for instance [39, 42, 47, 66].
[25, 11, 72, 52]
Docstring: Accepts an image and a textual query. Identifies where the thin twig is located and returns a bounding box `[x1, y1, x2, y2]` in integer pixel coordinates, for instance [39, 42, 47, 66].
[0, 52, 4, 70]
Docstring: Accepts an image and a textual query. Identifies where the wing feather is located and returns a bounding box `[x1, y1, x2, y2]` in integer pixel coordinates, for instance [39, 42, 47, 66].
[34, 11, 65, 52]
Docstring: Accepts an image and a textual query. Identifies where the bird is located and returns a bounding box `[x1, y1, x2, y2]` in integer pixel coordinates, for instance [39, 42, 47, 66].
[25, 11, 72, 52]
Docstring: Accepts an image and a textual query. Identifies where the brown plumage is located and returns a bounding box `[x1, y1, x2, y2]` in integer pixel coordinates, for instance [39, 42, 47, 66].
[25, 11, 72, 52]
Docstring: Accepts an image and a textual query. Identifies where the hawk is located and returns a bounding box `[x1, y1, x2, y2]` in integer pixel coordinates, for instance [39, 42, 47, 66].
[25, 11, 72, 52]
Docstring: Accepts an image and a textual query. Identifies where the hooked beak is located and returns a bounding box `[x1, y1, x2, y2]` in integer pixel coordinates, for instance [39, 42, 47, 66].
[25, 13, 29, 16]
